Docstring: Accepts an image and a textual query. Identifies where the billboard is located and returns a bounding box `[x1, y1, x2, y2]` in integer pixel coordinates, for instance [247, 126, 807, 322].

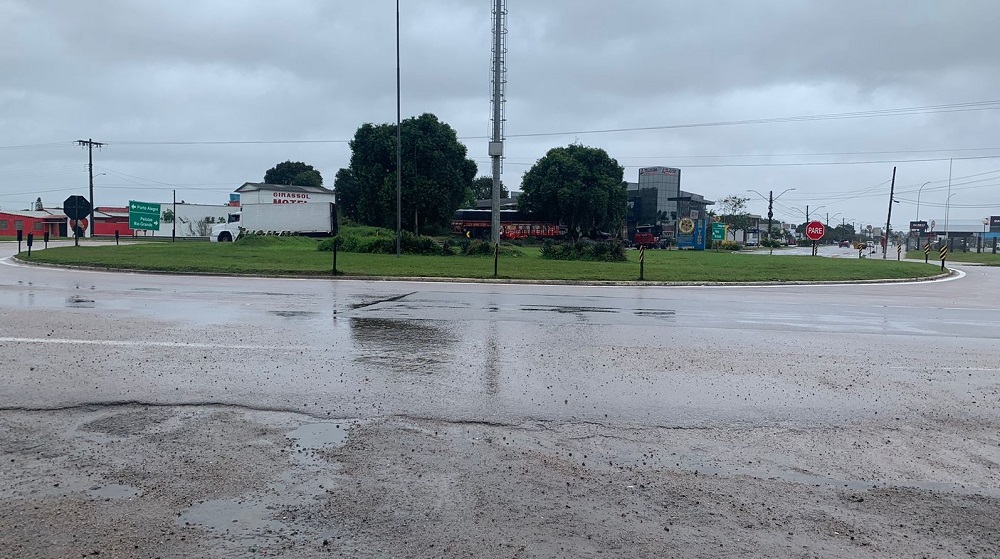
[991, 216, 1000, 233]
[909, 220, 928, 233]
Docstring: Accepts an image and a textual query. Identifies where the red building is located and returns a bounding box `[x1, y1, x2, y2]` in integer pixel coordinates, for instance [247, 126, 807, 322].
[93, 207, 134, 236]
[0, 210, 66, 238]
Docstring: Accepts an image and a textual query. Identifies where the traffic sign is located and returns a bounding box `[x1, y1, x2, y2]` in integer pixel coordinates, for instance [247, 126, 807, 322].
[129, 200, 161, 231]
[710, 222, 726, 242]
[63, 195, 91, 220]
[805, 221, 826, 241]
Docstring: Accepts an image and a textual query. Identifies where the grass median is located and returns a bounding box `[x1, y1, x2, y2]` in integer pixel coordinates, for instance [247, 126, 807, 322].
[16, 236, 944, 283]
[906, 249, 1000, 266]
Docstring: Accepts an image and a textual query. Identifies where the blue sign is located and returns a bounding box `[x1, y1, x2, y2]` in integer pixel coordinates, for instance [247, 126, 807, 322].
[676, 218, 707, 250]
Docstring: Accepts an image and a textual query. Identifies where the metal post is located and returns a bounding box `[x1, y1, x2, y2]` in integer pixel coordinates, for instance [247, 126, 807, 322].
[944, 158, 953, 241]
[333, 236, 339, 275]
[395, 0, 402, 258]
[493, 242, 499, 277]
[172, 189, 176, 242]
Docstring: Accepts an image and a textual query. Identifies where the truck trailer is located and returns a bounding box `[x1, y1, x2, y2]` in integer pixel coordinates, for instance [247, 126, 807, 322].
[210, 202, 337, 242]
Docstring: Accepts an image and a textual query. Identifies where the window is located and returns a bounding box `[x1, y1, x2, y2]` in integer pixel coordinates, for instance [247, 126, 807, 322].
[14, 220, 23, 231]
[0, 220, 7, 230]
[34, 222, 43, 230]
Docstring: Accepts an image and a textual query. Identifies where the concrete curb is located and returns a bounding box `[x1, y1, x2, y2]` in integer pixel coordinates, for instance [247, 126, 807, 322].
[10, 255, 956, 287]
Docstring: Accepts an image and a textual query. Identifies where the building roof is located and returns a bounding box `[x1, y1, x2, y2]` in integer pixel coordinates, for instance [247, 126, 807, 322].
[0, 209, 64, 219]
[236, 182, 334, 195]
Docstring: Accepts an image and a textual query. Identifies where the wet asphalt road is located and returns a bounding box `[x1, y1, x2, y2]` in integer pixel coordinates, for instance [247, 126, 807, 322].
[0, 243, 996, 427]
[2, 242, 999, 557]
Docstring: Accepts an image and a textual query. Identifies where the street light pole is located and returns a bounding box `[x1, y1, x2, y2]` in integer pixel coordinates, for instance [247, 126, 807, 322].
[915, 181, 931, 222]
[395, 0, 402, 258]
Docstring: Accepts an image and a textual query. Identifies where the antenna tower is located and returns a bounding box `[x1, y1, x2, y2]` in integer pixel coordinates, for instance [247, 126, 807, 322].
[489, 0, 507, 246]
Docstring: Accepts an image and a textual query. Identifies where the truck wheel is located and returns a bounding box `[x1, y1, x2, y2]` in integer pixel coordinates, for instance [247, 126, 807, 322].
[218, 232, 233, 242]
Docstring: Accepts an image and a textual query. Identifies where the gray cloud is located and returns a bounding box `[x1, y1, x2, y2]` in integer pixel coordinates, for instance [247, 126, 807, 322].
[1, 0, 998, 228]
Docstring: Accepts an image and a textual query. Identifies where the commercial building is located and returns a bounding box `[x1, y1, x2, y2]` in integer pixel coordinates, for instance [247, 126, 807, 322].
[626, 167, 713, 240]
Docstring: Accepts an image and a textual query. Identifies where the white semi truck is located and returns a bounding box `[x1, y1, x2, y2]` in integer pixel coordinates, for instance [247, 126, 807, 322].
[210, 202, 337, 242]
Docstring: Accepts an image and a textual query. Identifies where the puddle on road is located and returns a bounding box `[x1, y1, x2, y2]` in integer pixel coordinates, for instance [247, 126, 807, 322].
[349, 317, 454, 374]
[66, 295, 95, 308]
[521, 305, 618, 314]
[87, 484, 142, 500]
[178, 497, 283, 536]
[268, 310, 321, 318]
[286, 422, 352, 466]
[634, 310, 676, 320]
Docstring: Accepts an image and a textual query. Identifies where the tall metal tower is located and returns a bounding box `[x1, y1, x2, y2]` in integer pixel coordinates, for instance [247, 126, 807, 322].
[489, 0, 507, 246]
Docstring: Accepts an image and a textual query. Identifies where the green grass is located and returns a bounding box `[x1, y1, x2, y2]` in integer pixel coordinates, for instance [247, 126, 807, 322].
[906, 249, 1000, 266]
[19, 236, 943, 282]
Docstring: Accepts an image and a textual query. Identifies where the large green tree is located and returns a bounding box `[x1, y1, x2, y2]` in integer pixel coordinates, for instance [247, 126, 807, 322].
[518, 144, 626, 239]
[264, 161, 324, 186]
[347, 113, 477, 231]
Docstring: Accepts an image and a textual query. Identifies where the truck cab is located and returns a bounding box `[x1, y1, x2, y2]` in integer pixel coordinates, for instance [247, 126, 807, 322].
[210, 213, 241, 242]
[633, 225, 659, 248]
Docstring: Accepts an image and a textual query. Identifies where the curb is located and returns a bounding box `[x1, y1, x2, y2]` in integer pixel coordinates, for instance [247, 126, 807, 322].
[10, 255, 956, 287]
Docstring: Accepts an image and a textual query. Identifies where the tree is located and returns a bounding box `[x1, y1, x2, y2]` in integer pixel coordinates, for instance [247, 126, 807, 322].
[333, 168, 361, 223]
[33, 197, 43, 211]
[161, 209, 174, 223]
[467, 176, 509, 205]
[717, 195, 753, 242]
[264, 161, 324, 186]
[518, 144, 626, 240]
[347, 113, 477, 231]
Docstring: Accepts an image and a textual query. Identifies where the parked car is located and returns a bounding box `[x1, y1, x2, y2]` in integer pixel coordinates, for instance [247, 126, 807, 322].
[839, 240, 851, 247]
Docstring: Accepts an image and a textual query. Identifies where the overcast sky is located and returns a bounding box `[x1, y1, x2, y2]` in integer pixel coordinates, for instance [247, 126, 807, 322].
[2, 0, 999, 231]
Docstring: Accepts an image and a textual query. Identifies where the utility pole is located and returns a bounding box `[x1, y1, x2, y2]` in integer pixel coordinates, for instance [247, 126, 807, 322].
[77, 139, 104, 238]
[805, 205, 809, 222]
[883, 166, 896, 260]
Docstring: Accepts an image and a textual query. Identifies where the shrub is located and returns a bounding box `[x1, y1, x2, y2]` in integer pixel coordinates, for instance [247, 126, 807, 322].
[540, 239, 626, 262]
[761, 239, 783, 248]
[456, 239, 521, 257]
[318, 231, 454, 255]
[711, 240, 743, 251]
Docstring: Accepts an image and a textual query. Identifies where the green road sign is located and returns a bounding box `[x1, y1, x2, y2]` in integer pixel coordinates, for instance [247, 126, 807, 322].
[129, 200, 161, 231]
[710, 222, 726, 242]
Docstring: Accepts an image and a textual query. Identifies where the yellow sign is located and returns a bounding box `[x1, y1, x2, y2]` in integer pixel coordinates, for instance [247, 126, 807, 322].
[678, 218, 695, 234]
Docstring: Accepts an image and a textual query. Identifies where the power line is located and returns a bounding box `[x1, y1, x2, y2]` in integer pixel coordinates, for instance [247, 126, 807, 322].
[91, 99, 1000, 146]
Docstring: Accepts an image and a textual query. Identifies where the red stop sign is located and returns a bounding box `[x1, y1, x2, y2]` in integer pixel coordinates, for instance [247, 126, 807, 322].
[805, 220, 825, 241]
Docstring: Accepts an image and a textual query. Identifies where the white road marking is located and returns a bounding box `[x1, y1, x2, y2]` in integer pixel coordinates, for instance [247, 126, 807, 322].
[0, 337, 302, 350]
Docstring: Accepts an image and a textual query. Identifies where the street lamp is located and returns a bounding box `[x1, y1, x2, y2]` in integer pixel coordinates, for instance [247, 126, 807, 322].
[805, 205, 825, 222]
[944, 192, 957, 239]
[915, 181, 931, 222]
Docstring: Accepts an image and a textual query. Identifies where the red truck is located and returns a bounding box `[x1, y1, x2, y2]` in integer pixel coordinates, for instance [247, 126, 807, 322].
[633, 225, 659, 248]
